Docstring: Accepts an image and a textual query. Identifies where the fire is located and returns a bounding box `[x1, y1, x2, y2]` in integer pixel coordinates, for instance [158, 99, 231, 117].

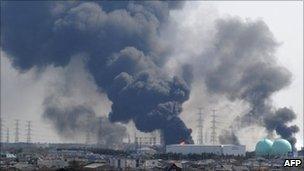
[179, 140, 186, 145]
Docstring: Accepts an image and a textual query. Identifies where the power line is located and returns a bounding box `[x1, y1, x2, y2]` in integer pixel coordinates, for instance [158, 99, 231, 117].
[15, 119, 20, 143]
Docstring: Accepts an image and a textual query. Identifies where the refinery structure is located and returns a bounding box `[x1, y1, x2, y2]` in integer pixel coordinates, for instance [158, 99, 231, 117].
[133, 108, 294, 158]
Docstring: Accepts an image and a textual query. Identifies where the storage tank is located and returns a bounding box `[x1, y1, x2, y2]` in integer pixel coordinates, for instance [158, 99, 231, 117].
[271, 139, 292, 156]
[255, 138, 273, 156]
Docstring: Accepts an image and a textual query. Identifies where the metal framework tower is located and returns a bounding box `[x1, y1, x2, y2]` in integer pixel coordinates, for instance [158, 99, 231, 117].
[159, 130, 165, 146]
[197, 108, 204, 144]
[85, 131, 90, 145]
[26, 121, 32, 143]
[210, 109, 217, 145]
[6, 128, 9, 143]
[97, 117, 103, 145]
[15, 119, 19, 143]
[85, 117, 91, 145]
[0, 118, 2, 142]
[204, 131, 208, 144]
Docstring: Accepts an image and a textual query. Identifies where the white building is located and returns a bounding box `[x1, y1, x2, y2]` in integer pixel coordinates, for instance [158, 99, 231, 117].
[134, 129, 163, 146]
[166, 144, 246, 156]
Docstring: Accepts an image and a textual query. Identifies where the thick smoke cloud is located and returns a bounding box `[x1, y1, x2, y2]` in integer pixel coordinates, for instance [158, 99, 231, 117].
[1, 1, 192, 145]
[44, 97, 126, 147]
[219, 130, 240, 145]
[264, 107, 299, 146]
[199, 18, 299, 146]
[40, 58, 126, 147]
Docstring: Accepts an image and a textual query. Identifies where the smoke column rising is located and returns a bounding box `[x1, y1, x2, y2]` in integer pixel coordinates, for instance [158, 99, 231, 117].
[1, 1, 193, 145]
[197, 18, 299, 146]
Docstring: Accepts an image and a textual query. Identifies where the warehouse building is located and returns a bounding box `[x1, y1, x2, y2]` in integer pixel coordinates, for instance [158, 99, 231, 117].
[166, 144, 246, 156]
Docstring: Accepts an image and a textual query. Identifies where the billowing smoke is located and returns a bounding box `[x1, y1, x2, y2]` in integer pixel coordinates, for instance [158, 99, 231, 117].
[198, 18, 299, 146]
[219, 130, 240, 145]
[105, 47, 192, 144]
[43, 96, 126, 147]
[264, 107, 300, 146]
[1, 1, 192, 145]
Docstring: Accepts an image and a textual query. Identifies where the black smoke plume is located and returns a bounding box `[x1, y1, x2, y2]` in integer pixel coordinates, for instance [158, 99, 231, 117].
[1, 1, 192, 145]
[264, 107, 300, 146]
[200, 18, 299, 146]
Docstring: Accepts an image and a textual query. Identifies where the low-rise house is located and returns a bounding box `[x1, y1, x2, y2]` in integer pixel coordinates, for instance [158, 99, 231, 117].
[215, 164, 233, 171]
[137, 147, 157, 155]
[232, 165, 249, 171]
[83, 162, 114, 170]
[144, 159, 163, 169]
[14, 162, 36, 170]
[109, 158, 141, 169]
[165, 163, 182, 171]
[37, 158, 68, 169]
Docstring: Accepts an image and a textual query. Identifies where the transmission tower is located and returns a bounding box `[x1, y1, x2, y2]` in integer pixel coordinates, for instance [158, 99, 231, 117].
[97, 117, 103, 145]
[26, 121, 32, 143]
[210, 109, 218, 145]
[0, 117, 2, 142]
[6, 128, 9, 143]
[15, 119, 19, 143]
[204, 131, 209, 144]
[85, 131, 90, 145]
[85, 117, 91, 145]
[197, 108, 204, 144]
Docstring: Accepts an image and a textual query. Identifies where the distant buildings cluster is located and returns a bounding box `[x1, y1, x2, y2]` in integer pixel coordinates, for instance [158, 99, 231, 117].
[1, 142, 303, 170]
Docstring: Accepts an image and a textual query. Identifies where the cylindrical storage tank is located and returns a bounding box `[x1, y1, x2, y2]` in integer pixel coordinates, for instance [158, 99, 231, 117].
[271, 139, 292, 156]
[255, 138, 273, 156]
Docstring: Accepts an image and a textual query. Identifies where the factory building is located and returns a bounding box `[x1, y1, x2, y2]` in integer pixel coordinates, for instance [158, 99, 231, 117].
[134, 130, 163, 147]
[166, 144, 246, 156]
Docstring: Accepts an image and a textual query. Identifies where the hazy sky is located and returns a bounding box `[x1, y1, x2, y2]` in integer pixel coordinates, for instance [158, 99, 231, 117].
[1, 1, 303, 149]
